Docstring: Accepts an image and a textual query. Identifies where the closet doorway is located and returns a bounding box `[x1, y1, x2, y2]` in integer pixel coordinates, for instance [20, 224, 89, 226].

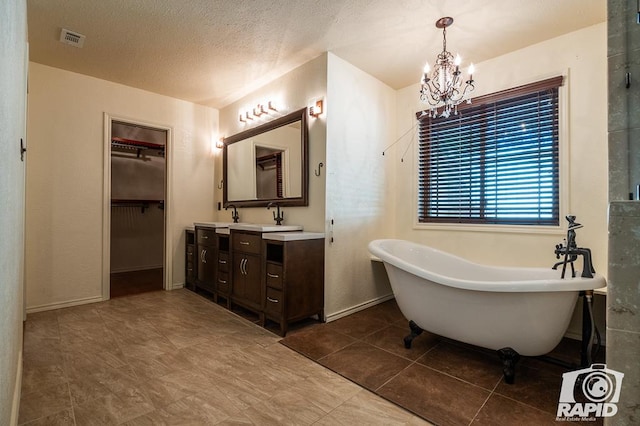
[108, 119, 168, 298]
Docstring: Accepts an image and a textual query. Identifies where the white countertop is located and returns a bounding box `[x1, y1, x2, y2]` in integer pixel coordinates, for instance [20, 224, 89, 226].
[229, 223, 303, 232]
[216, 228, 230, 235]
[193, 221, 234, 228]
[262, 232, 325, 241]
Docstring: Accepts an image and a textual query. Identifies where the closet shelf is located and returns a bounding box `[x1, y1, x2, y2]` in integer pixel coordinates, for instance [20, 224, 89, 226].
[111, 199, 164, 213]
[111, 137, 165, 157]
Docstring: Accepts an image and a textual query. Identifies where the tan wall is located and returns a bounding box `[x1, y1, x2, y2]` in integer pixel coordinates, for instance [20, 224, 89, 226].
[394, 23, 608, 273]
[0, 1, 27, 423]
[324, 53, 397, 317]
[25, 63, 217, 310]
[216, 54, 327, 232]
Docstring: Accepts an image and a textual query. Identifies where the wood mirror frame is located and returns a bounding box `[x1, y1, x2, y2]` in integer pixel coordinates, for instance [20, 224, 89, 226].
[223, 107, 309, 207]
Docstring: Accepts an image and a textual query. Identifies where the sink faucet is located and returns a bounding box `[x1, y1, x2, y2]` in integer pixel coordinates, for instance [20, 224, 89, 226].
[225, 204, 240, 223]
[267, 202, 284, 225]
[552, 215, 596, 279]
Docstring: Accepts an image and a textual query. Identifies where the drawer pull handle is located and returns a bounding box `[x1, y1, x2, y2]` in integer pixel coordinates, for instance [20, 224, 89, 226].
[267, 297, 279, 303]
[218, 279, 227, 284]
[218, 260, 227, 264]
[187, 268, 193, 272]
[267, 273, 279, 278]
[202, 235, 208, 239]
[239, 241, 250, 245]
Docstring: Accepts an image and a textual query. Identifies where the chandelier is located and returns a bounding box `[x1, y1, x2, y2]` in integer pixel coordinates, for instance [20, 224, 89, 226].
[420, 17, 475, 118]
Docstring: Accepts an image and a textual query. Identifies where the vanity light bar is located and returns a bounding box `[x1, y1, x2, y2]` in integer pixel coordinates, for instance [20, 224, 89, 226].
[239, 101, 278, 123]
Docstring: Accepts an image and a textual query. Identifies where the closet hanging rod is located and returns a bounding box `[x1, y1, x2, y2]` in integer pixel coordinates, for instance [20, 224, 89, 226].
[111, 136, 165, 150]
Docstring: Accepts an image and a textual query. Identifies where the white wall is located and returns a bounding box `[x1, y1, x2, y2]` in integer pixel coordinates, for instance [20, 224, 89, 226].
[0, 1, 27, 423]
[25, 63, 217, 311]
[394, 23, 608, 273]
[324, 53, 397, 317]
[217, 54, 327, 232]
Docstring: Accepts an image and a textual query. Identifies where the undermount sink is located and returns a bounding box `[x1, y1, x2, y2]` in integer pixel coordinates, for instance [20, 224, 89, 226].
[228, 223, 303, 232]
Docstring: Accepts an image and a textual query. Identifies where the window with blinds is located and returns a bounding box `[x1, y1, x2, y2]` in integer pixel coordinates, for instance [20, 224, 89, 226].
[417, 76, 563, 226]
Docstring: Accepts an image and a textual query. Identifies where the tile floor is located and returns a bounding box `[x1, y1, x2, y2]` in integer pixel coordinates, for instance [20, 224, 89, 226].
[280, 299, 606, 426]
[19, 289, 429, 425]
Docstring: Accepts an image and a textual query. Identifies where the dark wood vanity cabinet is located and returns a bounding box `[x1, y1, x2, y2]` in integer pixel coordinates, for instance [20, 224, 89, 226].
[263, 238, 324, 336]
[185, 229, 195, 290]
[231, 231, 264, 315]
[195, 227, 217, 294]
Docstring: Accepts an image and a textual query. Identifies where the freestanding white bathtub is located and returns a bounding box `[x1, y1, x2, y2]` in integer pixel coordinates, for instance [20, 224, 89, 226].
[368, 239, 606, 360]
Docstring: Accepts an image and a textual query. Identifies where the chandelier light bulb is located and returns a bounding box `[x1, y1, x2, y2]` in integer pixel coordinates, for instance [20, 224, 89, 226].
[468, 63, 475, 75]
[454, 54, 461, 66]
[423, 62, 430, 73]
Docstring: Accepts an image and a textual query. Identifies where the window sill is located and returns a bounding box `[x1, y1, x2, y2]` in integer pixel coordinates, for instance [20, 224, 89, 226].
[413, 222, 565, 235]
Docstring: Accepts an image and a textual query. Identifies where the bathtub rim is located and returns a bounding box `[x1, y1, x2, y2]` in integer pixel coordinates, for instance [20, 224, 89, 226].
[368, 239, 606, 293]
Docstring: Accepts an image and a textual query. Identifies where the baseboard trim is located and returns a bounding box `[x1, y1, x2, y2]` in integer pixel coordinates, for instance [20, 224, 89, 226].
[325, 293, 394, 323]
[26, 295, 104, 314]
[172, 282, 185, 290]
[10, 350, 22, 426]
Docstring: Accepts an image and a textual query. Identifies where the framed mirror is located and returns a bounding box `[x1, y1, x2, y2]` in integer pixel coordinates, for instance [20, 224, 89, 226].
[223, 107, 308, 207]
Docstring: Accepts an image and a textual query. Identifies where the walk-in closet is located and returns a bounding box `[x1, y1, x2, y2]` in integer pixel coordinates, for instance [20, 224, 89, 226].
[110, 121, 166, 297]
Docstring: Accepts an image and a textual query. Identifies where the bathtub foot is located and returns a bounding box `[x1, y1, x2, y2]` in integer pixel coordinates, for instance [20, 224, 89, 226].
[404, 320, 423, 349]
[498, 347, 520, 384]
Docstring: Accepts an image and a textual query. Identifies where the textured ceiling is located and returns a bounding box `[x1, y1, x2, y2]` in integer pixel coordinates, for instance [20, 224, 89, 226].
[26, 0, 606, 109]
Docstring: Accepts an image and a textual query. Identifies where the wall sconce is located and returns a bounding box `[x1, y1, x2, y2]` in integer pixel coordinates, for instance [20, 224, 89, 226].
[215, 138, 225, 149]
[309, 98, 324, 117]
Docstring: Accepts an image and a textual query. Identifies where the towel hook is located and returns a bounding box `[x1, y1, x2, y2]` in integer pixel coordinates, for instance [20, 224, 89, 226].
[315, 162, 324, 176]
[217, 179, 224, 189]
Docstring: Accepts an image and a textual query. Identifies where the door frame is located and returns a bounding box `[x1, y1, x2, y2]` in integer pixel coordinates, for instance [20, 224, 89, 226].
[102, 113, 173, 300]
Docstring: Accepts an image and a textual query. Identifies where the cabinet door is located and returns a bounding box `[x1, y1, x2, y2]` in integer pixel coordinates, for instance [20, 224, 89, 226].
[243, 253, 262, 306]
[232, 254, 246, 300]
[231, 253, 261, 307]
[197, 246, 216, 291]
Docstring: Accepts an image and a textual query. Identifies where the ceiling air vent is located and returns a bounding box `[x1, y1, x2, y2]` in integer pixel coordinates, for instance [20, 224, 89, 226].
[59, 28, 85, 48]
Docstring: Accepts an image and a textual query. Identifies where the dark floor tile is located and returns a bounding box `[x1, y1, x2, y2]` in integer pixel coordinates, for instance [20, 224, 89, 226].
[322, 310, 388, 339]
[418, 341, 503, 390]
[280, 325, 357, 360]
[494, 363, 563, 414]
[472, 393, 559, 425]
[319, 342, 411, 391]
[363, 324, 439, 361]
[367, 299, 407, 324]
[377, 363, 490, 426]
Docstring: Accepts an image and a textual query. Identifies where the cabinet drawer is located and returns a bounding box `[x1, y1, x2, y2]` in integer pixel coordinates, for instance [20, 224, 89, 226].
[217, 252, 229, 272]
[265, 287, 283, 316]
[232, 233, 261, 254]
[265, 263, 283, 289]
[217, 272, 230, 294]
[196, 228, 216, 245]
[187, 244, 194, 256]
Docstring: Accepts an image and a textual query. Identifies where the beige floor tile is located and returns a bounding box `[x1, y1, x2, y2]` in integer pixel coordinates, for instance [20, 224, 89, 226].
[18, 408, 75, 426]
[18, 383, 72, 425]
[314, 389, 433, 425]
